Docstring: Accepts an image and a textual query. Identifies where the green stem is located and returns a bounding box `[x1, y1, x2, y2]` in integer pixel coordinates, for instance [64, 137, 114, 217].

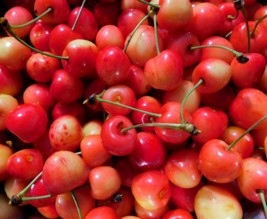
[71, 191, 82, 219]
[10, 7, 53, 29]
[153, 9, 160, 55]
[240, 7, 250, 53]
[71, 0, 87, 31]
[22, 194, 53, 202]
[138, 0, 160, 9]
[123, 9, 154, 52]
[227, 114, 267, 150]
[84, 91, 162, 118]
[0, 18, 68, 60]
[9, 172, 43, 206]
[180, 79, 204, 124]
[250, 14, 267, 38]
[258, 190, 267, 218]
[121, 122, 200, 135]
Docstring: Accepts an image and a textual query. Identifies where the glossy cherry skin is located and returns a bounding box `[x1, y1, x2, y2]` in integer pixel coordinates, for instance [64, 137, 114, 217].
[100, 115, 137, 156]
[29, 20, 53, 52]
[5, 103, 48, 143]
[198, 139, 243, 183]
[166, 31, 201, 67]
[7, 148, 44, 180]
[4, 6, 34, 38]
[192, 58, 232, 94]
[237, 157, 267, 203]
[230, 53, 266, 88]
[61, 39, 98, 78]
[49, 115, 83, 151]
[0, 144, 13, 181]
[230, 21, 267, 53]
[155, 102, 192, 144]
[68, 6, 98, 41]
[157, 0, 193, 31]
[221, 126, 254, 159]
[131, 170, 171, 211]
[85, 206, 118, 219]
[96, 46, 131, 85]
[42, 150, 88, 195]
[34, 0, 70, 25]
[129, 131, 166, 171]
[144, 49, 184, 91]
[164, 148, 202, 189]
[162, 209, 194, 219]
[191, 106, 228, 144]
[228, 88, 267, 130]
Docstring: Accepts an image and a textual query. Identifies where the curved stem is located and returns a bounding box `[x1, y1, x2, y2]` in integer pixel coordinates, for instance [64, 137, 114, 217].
[121, 122, 200, 135]
[0, 18, 68, 60]
[123, 9, 154, 52]
[153, 10, 160, 55]
[84, 92, 162, 118]
[258, 190, 267, 218]
[71, 190, 82, 219]
[10, 7, 53, 29]
[9, 172, 43, 206]
[180, 79, 204, 124]
[22, 194, 53, 202]
[71, 0, 87, 31]
[250, 14, 267, 38]
[227, 114, 267, 150]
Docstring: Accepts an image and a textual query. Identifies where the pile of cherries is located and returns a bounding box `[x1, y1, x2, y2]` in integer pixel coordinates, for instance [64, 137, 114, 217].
[1, 0, 267, 218]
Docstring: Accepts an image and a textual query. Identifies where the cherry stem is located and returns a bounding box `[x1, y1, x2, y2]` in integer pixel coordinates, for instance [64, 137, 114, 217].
[123, 9, 154, 52]
[227, 10, 239, 20]
[0, 18, 68, 60]
[153, 9, 160, 55]
[9, 171, 43, 206]
[138, 0, 160, 9]
[121, 122, 200, 135]
[83, 91, 162, 118]
[180, 78, 204, 124]
[21, 194, 53, 202]
[250, 14, 267, 38]
[9, 7, 53, 29]
[71, 0, 87, 31]
[258, 190, 267, 218]
[71, 190, 82, 219]
[227, 114, 267, 150]
[240, 7, 250, 53]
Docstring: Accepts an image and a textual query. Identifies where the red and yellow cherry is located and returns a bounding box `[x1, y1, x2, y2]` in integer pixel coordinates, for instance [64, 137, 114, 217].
[89, 165, 121, 200]
[0, 144, 13, 181]
[157, 0, 193, 31]
[85, 206, 119, 219]
[163, 148, 202, 189]
[144, 49, 184, 91]
[0, 94, 18, 131]
[194, 185, 243, 219]
[162, 209, 194, 219]
[131, 170, 171, 211]
[6, 148, 44, 181]
[198, 139, 243, 183]
[42, 150, 88, 195]
[49, 114, 83, 151]
[5, 103, 48, 143]
[237, 157, 267, 203]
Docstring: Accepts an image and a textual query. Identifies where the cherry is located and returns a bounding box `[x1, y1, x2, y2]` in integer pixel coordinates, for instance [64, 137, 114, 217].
[0, 94, 18, 131]
[144, 49, 184, 91]
[5, 103, 48, 143]
[0, 144, 13, 181]
[42, 150, 88, 195]
[134, 201, 169, 219]
[96, 46, 131, 85]
[194, 185, 243, 219]
[89, 165, 121, 200]
[85, 206, 119, 219]
[4, 6, 34, 38]
[162, 209, 194, 219]
[131, 170, 171, 211]
[163, 148, 202, 189]
[68, 6, 98, 41]
[80, 134, 112, 168]
[34, 0, 70, 25]
[49, 115, 83, 151]
[100, 115, 137, 156]
[128, 131, 166, 171]
[37, 203, 60, 218]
